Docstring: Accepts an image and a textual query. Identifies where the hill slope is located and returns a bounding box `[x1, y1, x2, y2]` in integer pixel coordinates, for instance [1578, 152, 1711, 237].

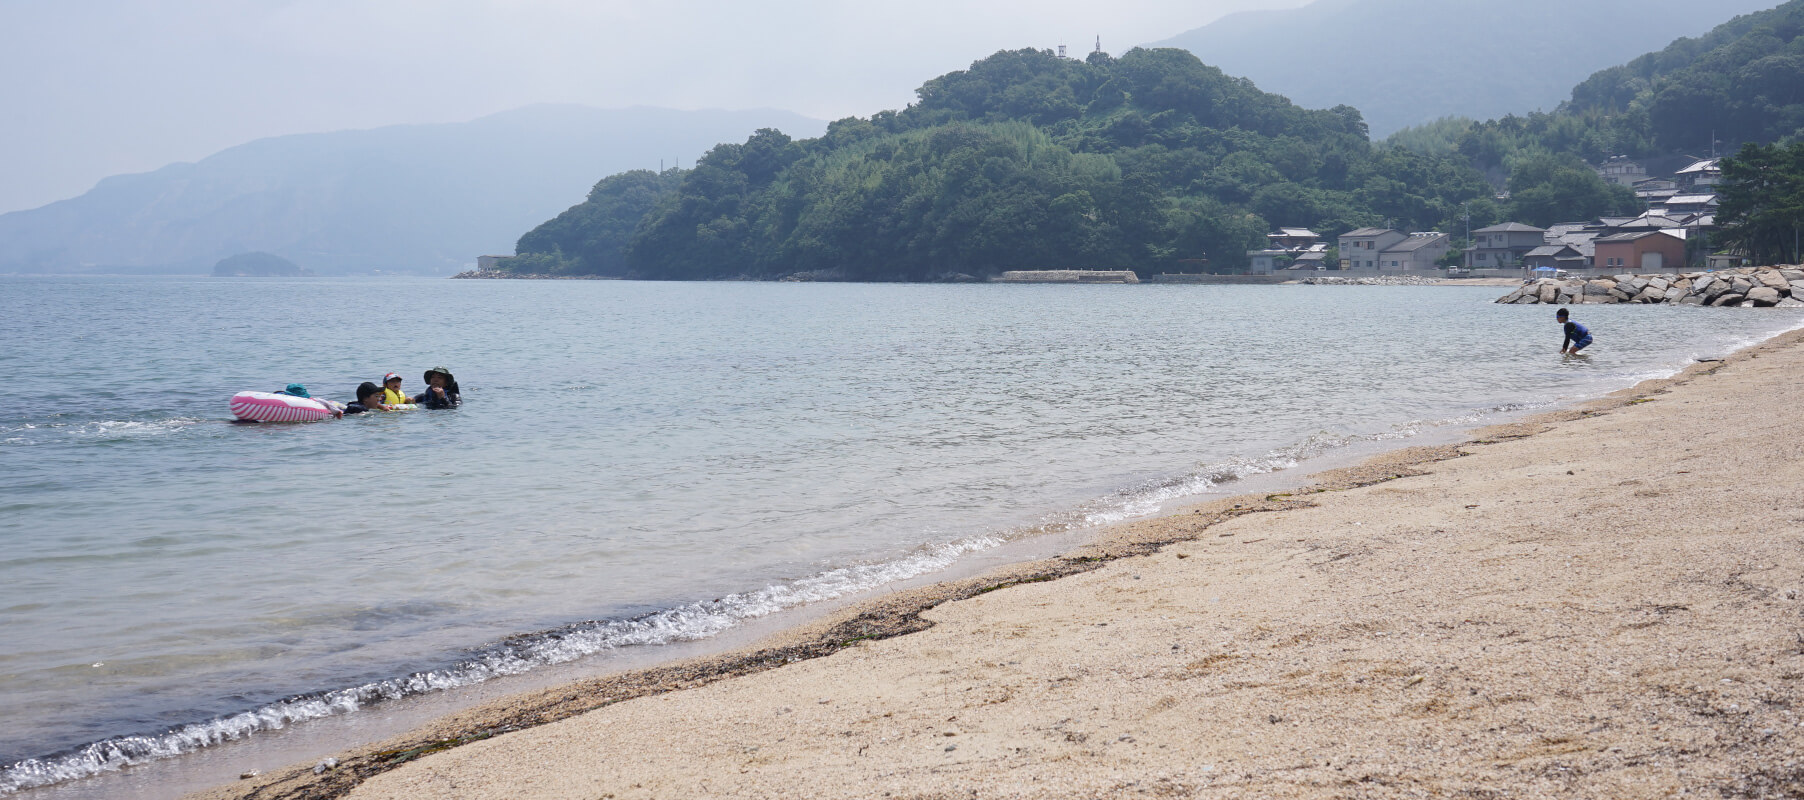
[1151, 0, 1776, 138]
[0, 106, 825, 274]
[511, 47, 1508, 280]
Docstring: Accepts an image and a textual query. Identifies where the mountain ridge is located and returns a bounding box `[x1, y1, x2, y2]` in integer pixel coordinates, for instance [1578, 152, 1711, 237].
[0, 105, 827, 274]
[1150, 0, 1778, 137]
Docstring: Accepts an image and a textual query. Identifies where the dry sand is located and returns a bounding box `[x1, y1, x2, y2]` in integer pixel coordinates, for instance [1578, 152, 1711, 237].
[198, 330, 1804, 800]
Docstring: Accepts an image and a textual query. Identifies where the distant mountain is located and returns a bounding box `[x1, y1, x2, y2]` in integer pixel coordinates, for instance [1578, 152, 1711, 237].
[1150, 0, 1778, 137]
[0, 106, 825, 275]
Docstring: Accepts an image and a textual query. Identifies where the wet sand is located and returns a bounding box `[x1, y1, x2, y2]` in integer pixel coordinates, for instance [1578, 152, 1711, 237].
[195, 329, 1804, 800]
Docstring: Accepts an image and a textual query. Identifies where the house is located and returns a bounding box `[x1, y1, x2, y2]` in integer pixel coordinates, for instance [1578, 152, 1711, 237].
[1266, 228, 1320, 249]
[1247, 248, 1293, 274]
[1338, 227, 1408, 269]
[1634, 177, 1680, 205]
[1288, 247, 1330, 269]
[1523, 244, 1588, 270]
[1248, 228, 1326, 274]
[1675, 157, 1722, 190]
[1595, 156, 1649, 187]
[1376, 232, 1452, 270]
[1656, 193, 1719, 217]
[1465, 222, 1546, 268]
[1594, 230, 1686, 272]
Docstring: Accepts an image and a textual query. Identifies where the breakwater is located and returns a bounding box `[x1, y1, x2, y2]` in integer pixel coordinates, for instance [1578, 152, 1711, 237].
[1496, 266, 1804, 307]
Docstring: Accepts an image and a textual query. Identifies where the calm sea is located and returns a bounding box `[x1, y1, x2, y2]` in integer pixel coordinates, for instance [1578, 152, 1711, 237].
[1, 276, 1798, 794]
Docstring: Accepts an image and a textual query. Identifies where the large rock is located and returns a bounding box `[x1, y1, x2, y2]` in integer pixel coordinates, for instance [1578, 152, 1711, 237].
[1790, 280, 1804, 297]
[1513, 293, 1539, 304]
[1539, 283, 1559, 303]
[1584, 280, 1615, 296]
[1647, 278, 1671, 292]
[1748, 286, 1782, 306]
[1664, 286, 1687, 302]
[1713, 293, 1746, 307]
[1691, 275, 1717, 295]
[1781, 268, 1804, 282]
[1609, 287, 1634, 302]
[1627, 277, 1651, 293]
[1633, 287, 1665, 303]
[1497, 288, 1526, 304]
[1612, 273, 1635, 284]
[1732, 278, 1756, 295]
[1758, 270, 1790, 290]
[1701, 278, 1729, 301]
[1778, 298, 1804, 308]
[1680, 294, 1706, 305]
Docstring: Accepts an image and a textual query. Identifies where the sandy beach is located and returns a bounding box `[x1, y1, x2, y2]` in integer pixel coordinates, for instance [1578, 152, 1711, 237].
[195, 327, 1804, 800]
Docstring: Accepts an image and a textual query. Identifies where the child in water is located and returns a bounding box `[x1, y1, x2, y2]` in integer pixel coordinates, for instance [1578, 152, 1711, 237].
[381, 372, 409, 406]
[1557, 307, 1592, 355]
[343, 382, 391, 414]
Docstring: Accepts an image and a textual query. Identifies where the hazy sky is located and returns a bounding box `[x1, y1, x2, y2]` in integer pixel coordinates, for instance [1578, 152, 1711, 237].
[0, 0, 1307, 214]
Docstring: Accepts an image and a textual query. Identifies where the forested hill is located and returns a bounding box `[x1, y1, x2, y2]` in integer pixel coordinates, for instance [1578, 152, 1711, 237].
[510, 47, 1496, 280]
[1399, 0, 1804, 177]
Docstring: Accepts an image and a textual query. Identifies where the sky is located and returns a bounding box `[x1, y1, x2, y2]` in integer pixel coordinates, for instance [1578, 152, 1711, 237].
[0, 0, 1307, 214]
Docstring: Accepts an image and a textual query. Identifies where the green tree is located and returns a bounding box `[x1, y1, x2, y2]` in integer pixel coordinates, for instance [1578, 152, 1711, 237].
[1717, 141, 1804, 264]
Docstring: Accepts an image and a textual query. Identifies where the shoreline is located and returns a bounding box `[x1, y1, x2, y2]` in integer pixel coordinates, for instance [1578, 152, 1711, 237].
[187, 325, 1804, 800]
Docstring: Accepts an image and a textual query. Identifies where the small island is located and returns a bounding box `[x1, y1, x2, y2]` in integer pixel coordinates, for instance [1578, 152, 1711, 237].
[212, 251, 310, 277]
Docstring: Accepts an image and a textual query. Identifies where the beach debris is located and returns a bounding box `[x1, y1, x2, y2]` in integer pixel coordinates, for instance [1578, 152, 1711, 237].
[313, 757, 337, 774]
[1496, 266, 1804, 307]
[239, 770, 261, 780]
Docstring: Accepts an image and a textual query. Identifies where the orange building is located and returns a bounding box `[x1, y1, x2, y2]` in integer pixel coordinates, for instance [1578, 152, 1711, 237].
[1594, 231, 1686, 272]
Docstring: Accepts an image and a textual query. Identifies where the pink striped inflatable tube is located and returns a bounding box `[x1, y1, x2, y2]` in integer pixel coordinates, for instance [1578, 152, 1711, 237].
[229, 391, 341, 422]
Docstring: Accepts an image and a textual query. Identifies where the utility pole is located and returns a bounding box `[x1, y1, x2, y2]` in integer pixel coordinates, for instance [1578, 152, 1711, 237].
[1463, 202, 1472, 270]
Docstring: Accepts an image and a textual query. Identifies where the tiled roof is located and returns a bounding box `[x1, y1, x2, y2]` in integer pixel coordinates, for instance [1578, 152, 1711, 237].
[1473, 222, 1546, 233]
[1383, 234, 1449, 253]
[1341, 227, 1398, 238]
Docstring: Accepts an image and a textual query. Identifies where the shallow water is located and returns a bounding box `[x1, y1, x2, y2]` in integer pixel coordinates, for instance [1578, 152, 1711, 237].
[1, 276, 1797, 793]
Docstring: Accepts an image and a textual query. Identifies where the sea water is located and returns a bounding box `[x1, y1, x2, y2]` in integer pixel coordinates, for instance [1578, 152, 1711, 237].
[1, 276, 1798, 794]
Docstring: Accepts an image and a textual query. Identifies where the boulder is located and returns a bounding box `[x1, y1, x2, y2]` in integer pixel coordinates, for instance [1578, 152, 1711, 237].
[1701, 278, 1730, 301]
[1732, 278, 1755, 295]
[1691, 275, 1716, 295]
[1588, 292, 1620, 303]
[1609, 287, 1634, 302]
[1713, 293, 1746, 307]
[1663, 286, 1686, 302]
[1790, 280, 1804, 297]
[1781, 268, 1804, 282]
[1539, 283, 1559, 303]
[1778, 298, 1804, 308]
[1632, 287, 1664, 303]
[1497, 288, 1525, 304]
[1758, 270, 1790, 290]
[1514, 293, 1540, 304]
[1584, 280, 1615, 296]
[1648, 278, 1671, 292]
[1748, 286, 1783, 306]
[1627, 277, 1651, 293]
[1680, 294, 1706, 305]
[1613, 273, 1635, 284]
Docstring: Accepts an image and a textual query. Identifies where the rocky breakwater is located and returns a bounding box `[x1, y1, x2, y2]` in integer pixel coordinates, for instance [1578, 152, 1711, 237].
[1496, 266, 1804, 307]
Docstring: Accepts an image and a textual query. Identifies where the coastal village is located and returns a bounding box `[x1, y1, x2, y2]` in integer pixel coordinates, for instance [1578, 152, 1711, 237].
[1246, 155, 1729, 277]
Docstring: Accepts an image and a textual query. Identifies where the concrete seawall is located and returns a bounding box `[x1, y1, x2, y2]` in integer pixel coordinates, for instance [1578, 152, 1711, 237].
[994, 270, 1139, 284]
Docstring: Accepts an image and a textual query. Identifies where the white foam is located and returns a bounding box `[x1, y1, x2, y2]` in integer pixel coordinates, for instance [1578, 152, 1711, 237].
[0, 534, 1004, 794]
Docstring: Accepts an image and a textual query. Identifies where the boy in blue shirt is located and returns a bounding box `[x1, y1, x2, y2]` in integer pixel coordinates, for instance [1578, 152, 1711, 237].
[1557, 307, 1592, 354]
